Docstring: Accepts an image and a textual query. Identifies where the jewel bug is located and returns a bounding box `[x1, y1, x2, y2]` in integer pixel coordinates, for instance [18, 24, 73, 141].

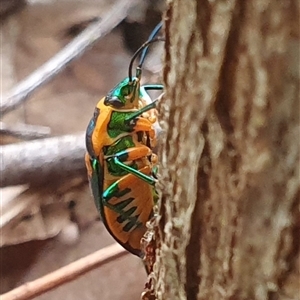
[85, 23, 164, 258]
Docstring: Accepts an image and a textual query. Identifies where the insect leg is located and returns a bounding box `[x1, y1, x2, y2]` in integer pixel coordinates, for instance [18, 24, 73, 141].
[125, 101, 157, 123]
[102, 165, 153, 209]
[108, 146, 157, 185]
[124, 107, 157, 138]
[141, 84, 164, 91]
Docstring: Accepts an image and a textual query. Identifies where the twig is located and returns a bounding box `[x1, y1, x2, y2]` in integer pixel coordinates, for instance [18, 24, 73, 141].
[0, 122, 51, 140]
[0, 244, 128, 300]
[0, 132, 86, 187]
[0, 0, 139, 116]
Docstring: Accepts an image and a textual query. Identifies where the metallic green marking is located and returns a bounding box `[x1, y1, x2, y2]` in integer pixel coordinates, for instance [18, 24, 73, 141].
[90, 159, 104, 214]
[105, 78, 134, 106]
[104, 136, 138, 177]
[113, 157, 156, 185]
[107, 100, 156, 138]
[103, 181, 130, 201]
[108, 111, 131, 138]
[104, 136, 135, 156]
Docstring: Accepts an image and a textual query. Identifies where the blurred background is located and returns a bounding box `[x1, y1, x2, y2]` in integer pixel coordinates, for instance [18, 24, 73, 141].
[1, 0, 164, 299]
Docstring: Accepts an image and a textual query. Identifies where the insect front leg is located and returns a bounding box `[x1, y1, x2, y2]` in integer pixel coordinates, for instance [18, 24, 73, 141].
[123, 110, 156, 140]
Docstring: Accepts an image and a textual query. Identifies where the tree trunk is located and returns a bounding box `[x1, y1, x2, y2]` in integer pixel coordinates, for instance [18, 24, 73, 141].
[155, 1, 299, 299]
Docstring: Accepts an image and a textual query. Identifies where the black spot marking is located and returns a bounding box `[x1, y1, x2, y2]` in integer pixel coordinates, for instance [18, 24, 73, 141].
[116, 206, 137, 223]
[114, 188, 131, 199]
[114, 197, 134, 210]
[123, 216, 140, 232]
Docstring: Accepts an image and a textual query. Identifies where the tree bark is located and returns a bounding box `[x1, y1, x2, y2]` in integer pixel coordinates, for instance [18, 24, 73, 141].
[155, 1, 299, 299]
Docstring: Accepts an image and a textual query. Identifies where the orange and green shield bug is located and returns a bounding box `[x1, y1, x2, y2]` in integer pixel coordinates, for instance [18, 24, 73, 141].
[85, 24, 164, 258]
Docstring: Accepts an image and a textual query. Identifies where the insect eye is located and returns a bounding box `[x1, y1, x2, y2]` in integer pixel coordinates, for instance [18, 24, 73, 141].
[104, 95, 123, 108]
[110, 98, 123, 108]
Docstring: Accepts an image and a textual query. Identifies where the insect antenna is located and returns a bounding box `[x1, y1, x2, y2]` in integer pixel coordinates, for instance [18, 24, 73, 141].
[128, 21, 164, 83]
[138, 21, 163, 69]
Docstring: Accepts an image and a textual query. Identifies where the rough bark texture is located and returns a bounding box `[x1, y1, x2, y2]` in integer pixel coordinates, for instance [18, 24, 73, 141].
[155, 1, 299, 299]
